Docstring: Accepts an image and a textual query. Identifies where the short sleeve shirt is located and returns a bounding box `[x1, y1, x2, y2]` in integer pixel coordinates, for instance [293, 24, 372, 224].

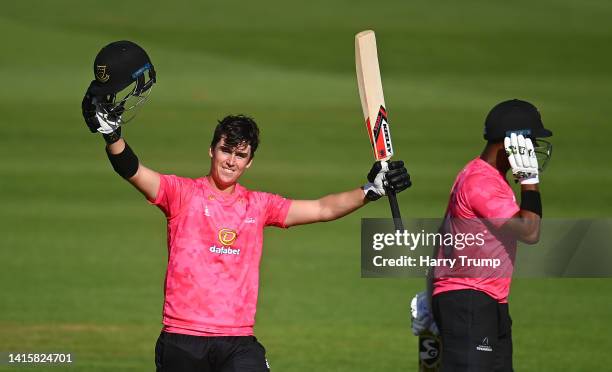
[150, 175, 292, 336]
[433, 158, 520, 303]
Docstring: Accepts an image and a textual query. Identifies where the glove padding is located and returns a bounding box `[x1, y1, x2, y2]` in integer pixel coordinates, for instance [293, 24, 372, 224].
[410, 291, 439, 336]
[504, 133, 539, 184]
[81, 92, 122, 135]
[363, 160, 411, 201]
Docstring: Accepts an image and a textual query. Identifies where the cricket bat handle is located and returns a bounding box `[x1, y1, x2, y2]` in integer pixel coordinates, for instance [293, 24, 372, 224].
[419, 331, 442, 371]
[387, 188, 404, 231]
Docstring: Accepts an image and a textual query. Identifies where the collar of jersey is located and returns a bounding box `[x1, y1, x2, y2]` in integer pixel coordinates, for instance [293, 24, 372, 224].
[200, 176, 245, 204]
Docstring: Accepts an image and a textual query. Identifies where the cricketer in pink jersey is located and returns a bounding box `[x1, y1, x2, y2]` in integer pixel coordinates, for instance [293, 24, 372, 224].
[87, 110, 411, 372]
[411, 99, 552, 372]
[151, 175, 292, 336]
[432, 157, 520, 303]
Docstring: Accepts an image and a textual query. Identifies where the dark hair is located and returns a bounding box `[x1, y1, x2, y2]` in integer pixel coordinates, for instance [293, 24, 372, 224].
[210, 115, 260, 158]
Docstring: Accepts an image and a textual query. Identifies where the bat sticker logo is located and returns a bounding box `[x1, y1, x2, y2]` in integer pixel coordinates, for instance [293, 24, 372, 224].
[371, 106, 393, 159]
[419, 333, 442, 368]
[372, 106, 386, 142]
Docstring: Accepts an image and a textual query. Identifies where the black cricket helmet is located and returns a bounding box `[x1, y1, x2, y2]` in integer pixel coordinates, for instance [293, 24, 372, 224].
[484, 99, 553, 171]
[86, 40, 156, 124]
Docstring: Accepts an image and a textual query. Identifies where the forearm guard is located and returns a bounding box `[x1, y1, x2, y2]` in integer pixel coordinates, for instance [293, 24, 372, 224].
[520, 190, 542, 217]
[106, 142, 139, 179]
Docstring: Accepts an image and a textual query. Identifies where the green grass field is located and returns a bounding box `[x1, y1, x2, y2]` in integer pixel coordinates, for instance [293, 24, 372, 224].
[1, 0, 611, 370]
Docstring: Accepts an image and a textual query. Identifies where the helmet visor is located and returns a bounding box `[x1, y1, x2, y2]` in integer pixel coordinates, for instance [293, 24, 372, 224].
[533, 138, 552, 172]
[96, 80, 153, 124]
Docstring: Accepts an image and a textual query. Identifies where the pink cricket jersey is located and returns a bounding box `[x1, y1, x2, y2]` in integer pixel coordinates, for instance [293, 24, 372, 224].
[150, 175, 292, 336]
[433, 158, 520, 303]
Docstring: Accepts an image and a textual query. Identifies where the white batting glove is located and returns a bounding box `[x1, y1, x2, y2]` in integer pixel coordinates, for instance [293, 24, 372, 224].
[410, 292, 439, 336]
[363, 161, 389, 201]
[95, 111, 121, 134]
[504, 133, 539, 184]
[89, 97, 121, 135]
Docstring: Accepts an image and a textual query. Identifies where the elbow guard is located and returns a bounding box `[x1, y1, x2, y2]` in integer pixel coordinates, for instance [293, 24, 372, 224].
[106, 143, 139, 179]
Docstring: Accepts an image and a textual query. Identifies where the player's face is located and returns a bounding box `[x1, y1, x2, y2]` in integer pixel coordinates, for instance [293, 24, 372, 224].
[208, 138, 253, 189]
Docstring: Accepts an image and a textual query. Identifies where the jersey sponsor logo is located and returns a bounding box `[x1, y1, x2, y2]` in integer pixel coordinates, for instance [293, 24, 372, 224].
[244, 217, 256, 224]
[209, 245, 241, 255]
[218, 228, 237, 246]
[211, 229, 240, 255]
[476, 337, 493, 352]
[95, 65, 110, 83]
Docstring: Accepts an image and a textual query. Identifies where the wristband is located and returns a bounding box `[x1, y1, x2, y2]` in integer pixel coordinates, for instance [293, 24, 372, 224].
[106, 142, 139, 179]
[102, 127, 122, 145]
[520, 190, 542, 217]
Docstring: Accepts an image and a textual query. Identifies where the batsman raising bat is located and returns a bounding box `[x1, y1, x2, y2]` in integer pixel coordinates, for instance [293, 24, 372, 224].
[81, 40, 411, 372]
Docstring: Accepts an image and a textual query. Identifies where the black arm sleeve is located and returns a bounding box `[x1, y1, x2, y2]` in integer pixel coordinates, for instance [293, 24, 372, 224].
[106, 142, 139, 179]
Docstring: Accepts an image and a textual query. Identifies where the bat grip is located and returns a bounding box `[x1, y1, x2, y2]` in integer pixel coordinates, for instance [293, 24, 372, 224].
[386, 188, 404, 231]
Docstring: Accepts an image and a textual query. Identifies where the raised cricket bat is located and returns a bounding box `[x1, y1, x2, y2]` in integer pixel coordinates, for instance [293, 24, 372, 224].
[356, 31, 441, 371]
[355, 30, 404, 231]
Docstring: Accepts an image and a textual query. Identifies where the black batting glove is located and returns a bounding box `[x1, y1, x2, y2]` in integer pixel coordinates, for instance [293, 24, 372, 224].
[81, 90, 122, 144]
[385, 160, 411, 192]
[363, 160, 412, 201]
[81, 91, 100, 133]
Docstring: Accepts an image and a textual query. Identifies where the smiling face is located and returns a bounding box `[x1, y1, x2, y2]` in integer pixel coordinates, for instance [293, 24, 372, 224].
[208, 137, 253, 192]
[207, 115, 260, 192]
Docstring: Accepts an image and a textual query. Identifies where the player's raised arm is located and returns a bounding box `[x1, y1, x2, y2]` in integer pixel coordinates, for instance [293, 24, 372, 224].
[105, 138, 160, 201]
[501, 133, 545, 244]
[284, 160, 411, 227]
[81, 41, 160, 201]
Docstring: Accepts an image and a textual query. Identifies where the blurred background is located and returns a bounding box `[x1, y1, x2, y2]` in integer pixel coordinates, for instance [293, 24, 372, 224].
[1, 0, 610, 370]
